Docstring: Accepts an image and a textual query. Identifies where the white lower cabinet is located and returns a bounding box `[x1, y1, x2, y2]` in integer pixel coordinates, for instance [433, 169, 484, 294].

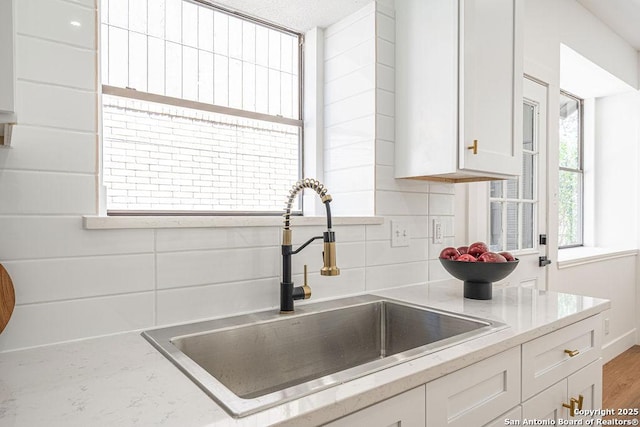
[426, 346, 521, 427]
[522, 359, 603, 423]
[324, 385, 426, 427]
[484, 406, 522, 427]
[324, 315, 602, 427]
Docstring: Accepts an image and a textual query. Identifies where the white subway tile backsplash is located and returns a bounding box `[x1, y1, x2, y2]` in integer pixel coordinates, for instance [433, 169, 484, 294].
[324, 38, 376, 83]
[376, 115, 395, 143]
[156, 227, 279, 252]
[0, 170, 95, 215]
[291, 242, 366, 275]
[157, 278, 279, 325]
[290, 225, 366, 245]
[376, 139, 394, 166]
[293, 268, 366, 302]
[324, 141, 375, 172]
[376, 63, 395, 92]
[376, 11, 396, 43]
[325, 115, 376, 150]
[0, 292, 154, 351]
[17, 0, 96, 49]
[324, 92, 375, 128]
[429, 183, 456, 194]
[17, 35, 96, 90]
[376, 164, 430, 193]
[376, 191, 429, 216]
[328, 191, 375, 216]
[365, 261, 428, 291]
[376, 89, 395, 117]
[324, 64, 376, 106]
[4, 255, 155, 304]
[428, 259, 453, 282]
[365, 216, 430, 242]
[16, 81, 96, 132]
[376, 38, 394, 67]
[0, 217, 154, 260]
[325, 165, 375, 192]
[156, 247, 279, 289]
[1, 126, 96, 173]
[323, 2, 376, 38]
[324, 13, 375, 61]
[428, 193, 456, 216]
[366, 238, 428, 267]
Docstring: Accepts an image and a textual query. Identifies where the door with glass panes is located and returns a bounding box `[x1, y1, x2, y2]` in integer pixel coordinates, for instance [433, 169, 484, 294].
[489, 77, 548, 290]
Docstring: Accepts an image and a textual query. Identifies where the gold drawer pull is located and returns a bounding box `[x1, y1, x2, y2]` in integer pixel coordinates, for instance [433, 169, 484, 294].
[564, 349, 580, 357]
[467, 139, 478, 155]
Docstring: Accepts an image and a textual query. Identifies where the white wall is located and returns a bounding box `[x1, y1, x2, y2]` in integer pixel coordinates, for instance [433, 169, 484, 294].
[593, 91, 640, 249]
[0, 0, 457, 352]
[523, 0, 640, 355]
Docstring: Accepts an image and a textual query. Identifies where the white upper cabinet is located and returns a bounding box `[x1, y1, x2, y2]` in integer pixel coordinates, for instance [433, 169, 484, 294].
[0, 0, 16, 146]
[395, 0, 523, 182]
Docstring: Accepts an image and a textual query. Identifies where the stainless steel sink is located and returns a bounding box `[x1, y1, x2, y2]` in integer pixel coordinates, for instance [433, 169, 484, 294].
[142, 295, 506, 417]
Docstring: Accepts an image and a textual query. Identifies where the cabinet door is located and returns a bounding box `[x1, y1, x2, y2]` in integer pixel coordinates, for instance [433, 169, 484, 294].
[324, 385, 425, 427]
[522, 379, 567, 422]
[459, 0, 523, 176]
[426, 346, 521, 427]
[484, 406, 522, 427]
[568, 359, 603, 421]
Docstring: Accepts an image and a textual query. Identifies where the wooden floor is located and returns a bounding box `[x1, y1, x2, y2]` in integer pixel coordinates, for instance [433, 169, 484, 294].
[603, 345, 640, 419]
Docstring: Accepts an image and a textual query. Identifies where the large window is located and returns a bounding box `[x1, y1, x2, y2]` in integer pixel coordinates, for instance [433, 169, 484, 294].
[100, 0, 302, 213]
[558, 91, 583, 247]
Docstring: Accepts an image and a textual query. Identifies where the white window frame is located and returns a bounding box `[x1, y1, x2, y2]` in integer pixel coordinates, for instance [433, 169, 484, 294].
[99, 0, 305, 216]
[558, 89, 584, 248]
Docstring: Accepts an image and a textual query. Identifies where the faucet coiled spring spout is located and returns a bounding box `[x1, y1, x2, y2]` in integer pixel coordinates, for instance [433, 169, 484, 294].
[280, 179, 340, 313]
[282, 178, 332, 231]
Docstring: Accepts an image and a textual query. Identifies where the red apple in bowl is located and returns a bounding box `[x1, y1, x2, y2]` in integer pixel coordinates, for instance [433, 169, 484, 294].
[457, 246, 469, 255]
[499, 251, 515, 262]
[439, 247, 461, 260]
[468, 242, 489, 258]
[456, 253, 477, 262]
[477, 252, 507, 263]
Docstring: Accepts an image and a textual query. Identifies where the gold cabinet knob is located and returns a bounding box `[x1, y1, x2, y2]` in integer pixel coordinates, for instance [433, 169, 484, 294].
[564, 349, 580, 357]
[467, 139, 478, 155]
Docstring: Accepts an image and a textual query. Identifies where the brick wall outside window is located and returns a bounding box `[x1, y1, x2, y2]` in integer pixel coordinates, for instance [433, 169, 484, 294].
[102, 95, 300, 212]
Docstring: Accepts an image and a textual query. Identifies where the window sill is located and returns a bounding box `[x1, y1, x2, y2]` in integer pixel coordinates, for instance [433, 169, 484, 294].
[83, 215, 384, 230]
[557, 246, 638, 269]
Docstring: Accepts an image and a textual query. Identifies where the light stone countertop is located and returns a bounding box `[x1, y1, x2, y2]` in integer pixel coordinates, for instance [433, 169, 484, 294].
[0, 280, 610, 427]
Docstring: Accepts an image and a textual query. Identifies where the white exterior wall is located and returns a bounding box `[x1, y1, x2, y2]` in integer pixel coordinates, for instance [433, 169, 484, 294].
[102, 97, 299, 211]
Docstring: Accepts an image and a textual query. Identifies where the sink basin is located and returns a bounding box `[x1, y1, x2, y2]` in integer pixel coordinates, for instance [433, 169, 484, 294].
[142, 295, 506, 417]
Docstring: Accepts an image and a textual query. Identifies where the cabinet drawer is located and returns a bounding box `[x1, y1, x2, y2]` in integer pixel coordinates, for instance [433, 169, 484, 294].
[522, 315, 601, 400]
[324, 385, 425, 427]
[426, 346, 521, 427]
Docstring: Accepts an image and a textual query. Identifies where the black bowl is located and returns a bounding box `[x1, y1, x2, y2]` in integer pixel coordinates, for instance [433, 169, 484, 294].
[439, 258, 519, 300]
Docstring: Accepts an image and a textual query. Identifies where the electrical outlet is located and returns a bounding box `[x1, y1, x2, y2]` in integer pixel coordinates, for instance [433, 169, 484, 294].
[433, 219, 443, 244]
[604, 318, 610, 335]
[391, 220, 410, 247]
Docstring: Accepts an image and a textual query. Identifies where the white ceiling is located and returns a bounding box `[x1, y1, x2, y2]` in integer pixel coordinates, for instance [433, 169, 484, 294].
[208, 0, 373, 32]
[576, 0, 640, 51]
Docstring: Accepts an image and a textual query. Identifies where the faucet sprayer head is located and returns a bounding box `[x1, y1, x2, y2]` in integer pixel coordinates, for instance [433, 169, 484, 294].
[321, 231, 340, 276]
